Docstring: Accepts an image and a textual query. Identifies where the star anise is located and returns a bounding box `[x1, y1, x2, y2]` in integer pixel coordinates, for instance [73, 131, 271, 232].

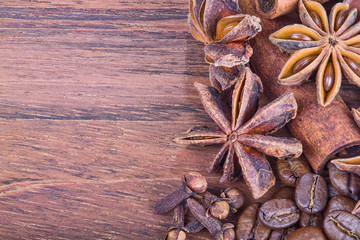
[269, 0, 360, 107]
[331, 156, 360, 177]
[174, 68, 303, 199]
[188, 0, 261, 91]
[353, 107, 360, 128]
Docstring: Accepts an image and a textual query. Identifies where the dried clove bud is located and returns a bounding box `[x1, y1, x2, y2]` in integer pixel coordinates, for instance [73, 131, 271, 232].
[156, 172, 208, 214]
[183, 219, 204, 234]
[187, 198, 235, 240]
[165, 229, 186, 240]
[220, 187, 245, 212]
[165, 204, 186, 240]
[203, 192, 230, 220]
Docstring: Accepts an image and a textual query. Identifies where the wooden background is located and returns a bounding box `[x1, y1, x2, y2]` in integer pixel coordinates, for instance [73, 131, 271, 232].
[0, 0, 359, 239]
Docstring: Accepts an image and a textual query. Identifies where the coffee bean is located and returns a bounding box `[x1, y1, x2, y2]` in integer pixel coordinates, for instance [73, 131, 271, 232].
[295, 173, 327, 214]
[349, 173, 360, 198]
[324, 195, 356, 217]
[236, 203, 260, 240]
[299, 212, 323, 228]
[327, 181, 342, 199]
[276, 158, 311, 187]
[268, 227, 297, 240]
[287, 226, 327, 240]
[253, 220, 271, 240]
[272, 186, 295, 201]
[329, 162, 349, 194]
[328, 163, 360, 200]
[323, 210, 360, 240]
[258, 199, 300, 229]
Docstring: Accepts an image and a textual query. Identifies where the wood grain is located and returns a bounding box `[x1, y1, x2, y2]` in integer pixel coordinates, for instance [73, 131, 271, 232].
[0, 0, 359, 239]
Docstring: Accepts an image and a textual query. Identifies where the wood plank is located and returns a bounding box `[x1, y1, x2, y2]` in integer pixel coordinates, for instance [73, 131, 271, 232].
[0, 1, 210, 121]
[0, 0, 359, 239]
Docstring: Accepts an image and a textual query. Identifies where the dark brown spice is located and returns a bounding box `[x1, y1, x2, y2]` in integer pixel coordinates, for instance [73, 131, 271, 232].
[155, 172, 207, 214]
[175, 68, 302, 199]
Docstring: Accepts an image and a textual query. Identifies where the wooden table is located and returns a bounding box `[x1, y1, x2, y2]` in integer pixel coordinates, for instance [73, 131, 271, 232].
[1, 1, 359, 239]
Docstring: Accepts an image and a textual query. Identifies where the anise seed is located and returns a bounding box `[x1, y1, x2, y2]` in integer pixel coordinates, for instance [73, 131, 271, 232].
[309, 11, 323, 30]
[223, 22, 239, 38]
[292, 55, 317, 74]
[344, 56, 360, 77]
[221, 66, 238, 74]
[288, 33, 313, 41]
[334, 10, 348, 32]
[205, 55, 215, 63]
[323, 60, 335, 92]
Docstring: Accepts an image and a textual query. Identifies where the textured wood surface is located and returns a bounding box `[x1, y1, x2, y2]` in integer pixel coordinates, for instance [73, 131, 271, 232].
[0, 1, 359, 239]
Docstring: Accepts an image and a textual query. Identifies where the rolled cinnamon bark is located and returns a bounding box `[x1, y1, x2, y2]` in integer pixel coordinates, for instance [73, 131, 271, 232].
[255, 0, 329, 19]
[238, 0, 360, 173]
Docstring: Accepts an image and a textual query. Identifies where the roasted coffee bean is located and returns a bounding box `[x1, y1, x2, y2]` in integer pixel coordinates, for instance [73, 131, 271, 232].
[329, 163, 360, 199]
[276, 158, 311, 187]
[299, 212, 323, 228]
[324, 195, 356, 217]
[329, 162, 349, 194]
[328, 182, 342, 198]
[258, 199, 300, 230]
[236, 203, 260, 240]
[323, 210, 360, 240]
[349, 173, 360, 197]
[287, 226, 327, 240]
[272, 186, 295, 201]
[253, 220, 271, 240]
[292, 55, 317, 74]
[268, 227, 297, 240]
[295, 173, 327, 214]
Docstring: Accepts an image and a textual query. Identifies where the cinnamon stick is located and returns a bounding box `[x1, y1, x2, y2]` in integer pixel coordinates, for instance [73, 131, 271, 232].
[238, 0, 360, 173]
[255, 0, 329, 19]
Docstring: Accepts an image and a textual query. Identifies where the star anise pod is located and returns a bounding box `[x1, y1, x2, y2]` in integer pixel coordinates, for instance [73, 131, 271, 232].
[174, 68, 303, 199]
[188, 0, 261, 91]
[353, 107, 360, 127]
[269, 0, 360, 107]
[331, 157, 360, 176]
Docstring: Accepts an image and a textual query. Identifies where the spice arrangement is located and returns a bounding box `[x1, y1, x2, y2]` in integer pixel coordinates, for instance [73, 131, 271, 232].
[156, 0, 360, 239]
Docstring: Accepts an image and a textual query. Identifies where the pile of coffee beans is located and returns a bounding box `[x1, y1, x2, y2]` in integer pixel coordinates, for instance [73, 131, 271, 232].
[157, 157, 360, 239]
[235, 158, 360, 240]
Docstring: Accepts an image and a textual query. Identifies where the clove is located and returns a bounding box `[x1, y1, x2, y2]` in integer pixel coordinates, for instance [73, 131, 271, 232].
[183, 219, 204, 234]
[220, 187, 244, 212]
[165, 204, 186, 240]
[203, 191, 230, 220]
[156, 172, 208, 214]
[187, 198, 235, 240]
